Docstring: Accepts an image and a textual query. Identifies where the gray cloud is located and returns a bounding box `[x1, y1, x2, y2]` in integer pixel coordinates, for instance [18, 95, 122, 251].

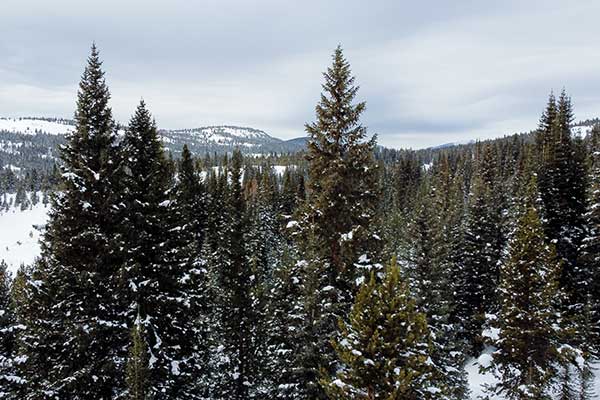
[1, 0, 599, 148]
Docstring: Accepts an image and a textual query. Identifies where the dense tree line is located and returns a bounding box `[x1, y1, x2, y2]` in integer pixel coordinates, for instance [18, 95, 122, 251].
[0, 45, 599, 399]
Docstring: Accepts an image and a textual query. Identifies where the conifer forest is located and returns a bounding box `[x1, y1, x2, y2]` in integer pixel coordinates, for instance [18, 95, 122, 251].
[1, 42, 600, 400]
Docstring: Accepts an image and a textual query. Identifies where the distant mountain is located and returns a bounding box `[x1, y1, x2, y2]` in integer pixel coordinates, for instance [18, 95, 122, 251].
[429, 140, 476, 150]
[282, 136, 309, 150]
[0, 118, 306, 170]
[160, 125, 304, 155]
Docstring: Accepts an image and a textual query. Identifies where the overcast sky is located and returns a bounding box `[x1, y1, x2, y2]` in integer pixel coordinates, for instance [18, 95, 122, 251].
[1, 0, 599, 148]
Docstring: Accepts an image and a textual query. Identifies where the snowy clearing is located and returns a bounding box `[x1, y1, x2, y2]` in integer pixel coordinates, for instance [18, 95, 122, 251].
[0, 194, 50, 275]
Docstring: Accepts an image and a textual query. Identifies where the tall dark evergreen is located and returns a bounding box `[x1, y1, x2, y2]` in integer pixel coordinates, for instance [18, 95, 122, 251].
[487, 178, 567, 399]
[536, 90, 587, 295]
[120, 101, 199, 398]
[170, 144, 211, 393]
[401, 169, 468, 399]
[0, 261, 18, 398]
[290, 46, 380, 399]
[457, 144, 504, 353]
[207, 150, 262, 399]
[578, 124, 600, 350]
[301, 45, 380, 285]
[30, 44, 127, 398]
[173, 144, 207, 258]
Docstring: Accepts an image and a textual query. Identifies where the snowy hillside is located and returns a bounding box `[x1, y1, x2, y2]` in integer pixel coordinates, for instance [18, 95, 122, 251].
[0, 193, 50, 275]
[0, 117, 305, 155]
[160, 125, 279, 148]
[0, 117, 74, 135]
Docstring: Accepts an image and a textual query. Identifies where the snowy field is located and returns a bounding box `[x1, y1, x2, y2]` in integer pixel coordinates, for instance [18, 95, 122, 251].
[0, 194, 49, 275]
[0, 117, 73, 135]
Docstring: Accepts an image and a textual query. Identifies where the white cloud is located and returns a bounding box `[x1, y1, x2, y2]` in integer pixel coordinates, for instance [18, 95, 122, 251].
[2, 0, 600, 148]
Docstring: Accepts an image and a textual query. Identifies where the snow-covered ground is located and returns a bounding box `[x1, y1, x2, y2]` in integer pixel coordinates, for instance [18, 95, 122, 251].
[0, 117, 74, 135]
[466, 348, 600, 399]
[0, 194, 50, 275]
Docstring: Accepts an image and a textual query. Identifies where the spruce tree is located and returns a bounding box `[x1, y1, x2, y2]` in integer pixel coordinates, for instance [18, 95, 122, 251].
[33, 44, 127, 397]
[536, 91, 586, 294]
[173, 144, 207, 258]
[301, 45, 380, 290]
[322, 258, 441, 399]
[401, 172, 468, 399]
[291, 45, 380, 399]
[171, 144, 211, 394]
[13, 261, 62, 398]
[578, 124, 600, 350]
[120, 101, 198, 398]
[263, 252, 305, 400]
[207, 150, 261, 399]
[0, 261, 18, 398]
[487, 178, 567, 399]
[457, 144, 504, 353]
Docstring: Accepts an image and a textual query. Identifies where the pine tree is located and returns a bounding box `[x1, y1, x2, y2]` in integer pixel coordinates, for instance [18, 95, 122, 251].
[536, 91, 586, 295]
[457, 144, 504, 353]
[322, 258, 441, 399]
[13, 261, 61, 398]
[170, 144, 211, 394]
[0, 261, 18, 398]
[578, 124, 600, 351]
[245, 167, 286, 398]
[393, 152, 422, 212]
[263, 252, 305, 400]
[31, 44, 127, 397]
[173, 144, 207, 258]
[487, 178, 567, 399]
[120, 101, 198, 398]
[206, 150, 261, 399]
[126, 322, 150, 400]
[291, 46, 380, 399]
[401, 172, 469, 399]
[301, 45, 380, 288]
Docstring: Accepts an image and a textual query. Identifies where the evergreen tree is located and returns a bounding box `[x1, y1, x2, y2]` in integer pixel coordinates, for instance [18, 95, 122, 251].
[263, 252, 305, 399]
[291, 46, 380, 399]
[13, 261, 62, 398]
[244, 168, 285, 397]
[301, 46, 380, 280]
[170, 144, 211, 394]
[392, 152, 422, 212]
[457, 144, 504, 353]
[0, 261, 18, 398]
[401, 173, 468, 399]
[207, 150, 261, 399]
[536, 91, 586, 295]
[487, 178, 567, 399]
[322, 258, 441, 399]
[126, 322, 150, 400]
[32, 44, 127, 397]
[173, 144, 207, 257]
[578, 124, 600, 350]
[120, 101, 198, 398]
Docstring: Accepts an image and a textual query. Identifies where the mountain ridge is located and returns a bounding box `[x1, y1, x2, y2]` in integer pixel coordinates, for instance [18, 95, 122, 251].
[0, 117, 306, 155]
